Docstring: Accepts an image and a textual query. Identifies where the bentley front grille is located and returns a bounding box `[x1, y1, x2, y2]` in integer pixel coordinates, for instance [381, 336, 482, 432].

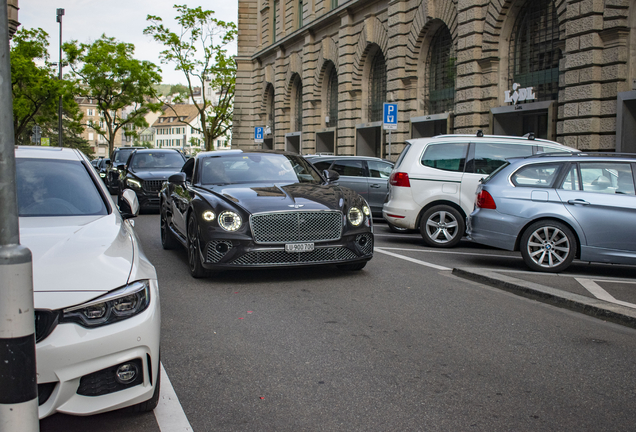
[206, 241, 233, 263]
[143, 180, 164, 193]
[250, 211, 342, 244]
[231, 247, 358, 266]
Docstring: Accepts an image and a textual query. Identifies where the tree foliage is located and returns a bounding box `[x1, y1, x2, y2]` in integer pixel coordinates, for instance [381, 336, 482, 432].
[64, 35, 163, 156]
[11, 27, 80, 146]
[145, 5, 237, 151]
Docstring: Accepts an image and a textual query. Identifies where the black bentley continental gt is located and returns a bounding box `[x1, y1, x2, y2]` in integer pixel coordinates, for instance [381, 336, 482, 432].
[160, 150, 374, 277]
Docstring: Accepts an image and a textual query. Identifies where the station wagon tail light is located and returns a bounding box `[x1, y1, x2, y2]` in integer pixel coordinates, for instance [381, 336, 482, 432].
[389, 172, 410, 187]
[476, 190, 496, 209]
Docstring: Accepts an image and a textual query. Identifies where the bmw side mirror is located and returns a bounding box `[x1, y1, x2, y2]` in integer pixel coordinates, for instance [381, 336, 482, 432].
[169, 172, 187, 185]
[119, 189, 140, 219]
[323, 169, 340, 183]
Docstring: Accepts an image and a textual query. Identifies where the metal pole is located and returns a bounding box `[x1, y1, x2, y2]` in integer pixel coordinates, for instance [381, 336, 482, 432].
[388, 130, 392, 160]
[0, 0, 40, 430]
[57, 8, 64, 147]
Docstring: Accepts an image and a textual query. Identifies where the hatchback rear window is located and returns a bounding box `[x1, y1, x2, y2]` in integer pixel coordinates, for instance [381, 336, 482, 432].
[421, 143, 468, 172]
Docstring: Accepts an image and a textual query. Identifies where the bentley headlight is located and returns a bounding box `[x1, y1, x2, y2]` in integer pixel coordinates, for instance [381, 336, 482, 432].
[61, 280, 150, 328]
[127, 178, 142, 189]
[348, 207, 363, 226]
[202, 210, 216, 222]
[218, 211, 242, 231]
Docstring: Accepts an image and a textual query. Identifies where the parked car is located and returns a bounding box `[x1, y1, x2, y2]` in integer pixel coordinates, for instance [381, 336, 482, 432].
[467, 152, 636, 272]
[383, 132, 577, 247]
[14, 146, 161, 418]
[116, 148, 187, 212]
[160, 150, 374, 277]
[94, 157, 110, 181]
[105, 146, 146, 194]
[304, 155, 394, 219]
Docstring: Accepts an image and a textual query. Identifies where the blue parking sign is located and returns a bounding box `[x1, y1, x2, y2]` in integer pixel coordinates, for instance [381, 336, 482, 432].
[383, 103, 398, 130]
[254, 127, 264, 143]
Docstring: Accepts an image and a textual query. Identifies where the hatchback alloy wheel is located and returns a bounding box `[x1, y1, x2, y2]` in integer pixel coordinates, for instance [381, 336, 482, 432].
[520, 221, 577, 273]
[420, 205, 464, 248]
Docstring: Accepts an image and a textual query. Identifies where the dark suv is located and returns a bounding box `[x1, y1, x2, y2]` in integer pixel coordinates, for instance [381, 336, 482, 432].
[106, 146, 146, 194]
[116, 148, 186, 212]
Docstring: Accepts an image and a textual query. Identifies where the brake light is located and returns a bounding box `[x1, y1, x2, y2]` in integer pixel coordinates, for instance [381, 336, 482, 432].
[389, 172, 410, 187]
[476, 190, 496, 209]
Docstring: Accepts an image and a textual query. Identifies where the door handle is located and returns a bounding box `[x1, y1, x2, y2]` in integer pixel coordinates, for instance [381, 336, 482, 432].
[567, 199, 590, 206]
[370, 184, 381, 188]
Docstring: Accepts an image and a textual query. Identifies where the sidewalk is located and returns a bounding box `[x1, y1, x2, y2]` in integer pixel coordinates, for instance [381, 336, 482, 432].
[453, 267, 636, 330]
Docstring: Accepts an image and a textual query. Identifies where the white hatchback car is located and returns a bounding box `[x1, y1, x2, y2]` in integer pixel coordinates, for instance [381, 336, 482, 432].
[383, 132, 577, 247]
[15, 146, 161, 419]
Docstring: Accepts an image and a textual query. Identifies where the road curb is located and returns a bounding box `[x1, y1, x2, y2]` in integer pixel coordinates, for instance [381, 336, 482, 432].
[452, 267, 636, 330]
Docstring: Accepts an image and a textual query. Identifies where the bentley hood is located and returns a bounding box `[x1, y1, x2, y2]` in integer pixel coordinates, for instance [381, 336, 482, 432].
[205, 183, 362, 214]
[19, 214, 134, 296]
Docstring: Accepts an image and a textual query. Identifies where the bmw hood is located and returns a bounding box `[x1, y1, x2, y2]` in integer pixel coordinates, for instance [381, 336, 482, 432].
[206, 183, 360, 213]
[19, 214, 134, 294]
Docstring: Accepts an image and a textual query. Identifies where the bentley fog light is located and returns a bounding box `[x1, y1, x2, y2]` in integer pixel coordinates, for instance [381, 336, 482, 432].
[202, 210, 216, 221]
[115, 363, 139, 384]
[218, 211, 242, 231]
[348, 207, 363, 226]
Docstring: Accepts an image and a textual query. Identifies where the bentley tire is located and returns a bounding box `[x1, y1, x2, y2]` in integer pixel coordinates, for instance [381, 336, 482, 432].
[160, 204, 178, 250]
[187, 213, 208, 278]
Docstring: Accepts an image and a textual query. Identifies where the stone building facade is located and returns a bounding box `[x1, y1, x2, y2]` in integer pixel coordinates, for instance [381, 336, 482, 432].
[234, 0, 636, 159]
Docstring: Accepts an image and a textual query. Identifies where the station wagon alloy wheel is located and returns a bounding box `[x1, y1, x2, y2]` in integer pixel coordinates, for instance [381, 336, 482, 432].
[520, 221, 577, 273]
[420, 205, 464, 248]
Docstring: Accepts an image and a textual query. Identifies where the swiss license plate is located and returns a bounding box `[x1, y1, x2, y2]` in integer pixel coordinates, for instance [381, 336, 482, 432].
[285, 243, 315, 253]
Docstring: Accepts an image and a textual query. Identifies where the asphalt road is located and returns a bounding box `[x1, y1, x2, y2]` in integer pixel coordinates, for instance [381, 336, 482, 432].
[41, 215, 636, 432]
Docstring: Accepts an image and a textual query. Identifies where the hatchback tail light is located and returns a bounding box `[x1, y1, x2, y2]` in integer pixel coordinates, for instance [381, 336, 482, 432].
[389, 172, 410, 187]
[476, 190, 496, 209]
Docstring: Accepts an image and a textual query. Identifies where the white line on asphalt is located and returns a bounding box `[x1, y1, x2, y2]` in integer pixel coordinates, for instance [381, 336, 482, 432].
[375, 246, 518, 259]
[374, 247, 451, 270]
[154, 363, 193, 431]
[575, 278, 636, 309]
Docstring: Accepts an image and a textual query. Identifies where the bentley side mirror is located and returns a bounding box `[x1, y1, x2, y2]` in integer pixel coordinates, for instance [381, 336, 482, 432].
[323, 169, 340, 183]
[169, 172, 187, 185]
[119, 189, 140, 219]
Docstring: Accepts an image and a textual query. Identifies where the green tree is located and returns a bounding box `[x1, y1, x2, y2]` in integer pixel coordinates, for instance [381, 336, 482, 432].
[145, 5, 237, 151]
[64, 35, 164, 156]
[11, 27, 80, 145]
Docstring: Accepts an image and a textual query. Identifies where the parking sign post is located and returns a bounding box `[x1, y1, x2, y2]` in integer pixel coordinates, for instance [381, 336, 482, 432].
[0, 1, 40, 430]
[383, 103, 398, 159]
[254, 127, 264, 149]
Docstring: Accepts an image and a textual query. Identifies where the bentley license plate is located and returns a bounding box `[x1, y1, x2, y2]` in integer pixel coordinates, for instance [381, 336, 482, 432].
[285, 243, 314, 253]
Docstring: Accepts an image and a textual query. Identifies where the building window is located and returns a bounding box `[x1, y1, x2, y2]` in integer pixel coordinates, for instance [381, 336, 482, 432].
[87, 108, 94, 116]
[331, 0, 338, 9]
[327, 66, 338, 128]
[272, 0, 279, 43]
[508, 0, 562, 102]
[293, 75, 303, 132]
[298, 0, 303, 28]
[368, 50, 387, 123]
[427, 25, 456, 114]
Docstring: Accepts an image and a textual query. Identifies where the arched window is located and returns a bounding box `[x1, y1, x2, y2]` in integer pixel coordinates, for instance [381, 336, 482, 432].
[368, 50, 387, 123]
[427, 25, 456, 114]
[266, 84, 275, 137]
[293, 76, 303, 132]
[327, 66, 338, 128]
[509, 0, 562, 102]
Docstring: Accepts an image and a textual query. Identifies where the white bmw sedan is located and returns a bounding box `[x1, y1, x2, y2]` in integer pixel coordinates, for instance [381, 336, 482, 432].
[15, 146, 161, 419]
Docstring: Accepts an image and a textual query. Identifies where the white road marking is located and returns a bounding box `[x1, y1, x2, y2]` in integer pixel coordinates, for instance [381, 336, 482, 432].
[575, 278, 636, 309]
[374, 247, 451, 270]
[154, 363, 193, 431]
[375, 246, 518, 259]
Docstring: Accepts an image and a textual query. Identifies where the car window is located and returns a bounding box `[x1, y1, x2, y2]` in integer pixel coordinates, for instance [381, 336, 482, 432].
[368, 160, 393, 178]
[113, 149, 135, 164]
[312, 160, 333, 171]
[331, 160, 365, 177]
[394, 143, 411, 169]
[131, 152, 185, 169]
[536, 145, 568, 154]
[560, 164, 581, 190]
[421, 143, 468, 172]
[511, 163, 562, 187]
[468, 143, 533, 175]
[577, 162, 635, 195]
[16, 158, 108, 217]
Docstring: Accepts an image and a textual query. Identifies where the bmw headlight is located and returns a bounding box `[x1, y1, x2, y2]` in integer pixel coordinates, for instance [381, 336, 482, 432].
[218, 211, 242, 231]
[127, 178, 142, 189]
[61, 280, 150, 328]
[202, 210, 215, 222]
[348, 207, 364, 226]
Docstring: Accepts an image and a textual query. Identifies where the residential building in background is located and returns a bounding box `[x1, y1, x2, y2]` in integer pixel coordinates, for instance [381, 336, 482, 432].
[234, 0, 636, 158]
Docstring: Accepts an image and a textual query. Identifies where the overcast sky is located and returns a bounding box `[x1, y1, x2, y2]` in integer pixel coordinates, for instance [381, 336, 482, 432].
[18, 0, 239, 85]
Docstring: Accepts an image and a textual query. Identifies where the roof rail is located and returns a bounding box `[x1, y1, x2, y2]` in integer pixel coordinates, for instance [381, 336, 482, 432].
[522, 132, 535, 140]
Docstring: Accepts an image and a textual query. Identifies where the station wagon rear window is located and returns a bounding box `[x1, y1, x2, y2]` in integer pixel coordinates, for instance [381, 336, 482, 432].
[511, 163, 561, 187]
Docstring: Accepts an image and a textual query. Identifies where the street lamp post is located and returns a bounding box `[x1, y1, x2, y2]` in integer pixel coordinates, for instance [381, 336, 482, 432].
[56, 8, 64, 147]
